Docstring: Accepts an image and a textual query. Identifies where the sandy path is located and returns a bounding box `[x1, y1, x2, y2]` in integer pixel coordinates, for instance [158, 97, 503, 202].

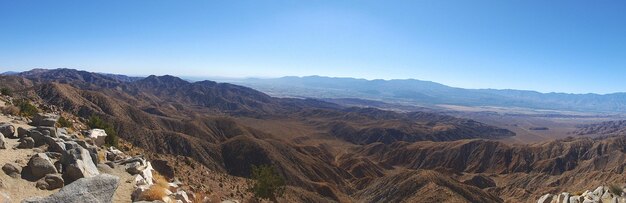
[101, 164, 134, 203]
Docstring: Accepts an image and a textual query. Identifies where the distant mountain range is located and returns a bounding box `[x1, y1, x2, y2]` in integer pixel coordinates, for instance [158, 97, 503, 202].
[217, 76, 626, 114]
[5, 70, 626, 113]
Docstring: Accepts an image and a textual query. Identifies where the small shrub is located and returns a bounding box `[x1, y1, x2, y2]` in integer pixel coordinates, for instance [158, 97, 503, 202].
[152, 171, 169, 189]
[0, 105, 20, 116]
[98, 151, 106, 162]
[0, 87, 12, 96]
[609, 184, 623, 196]
[57, 116, 73, 128]
[13, 99, 38, 117]
[250, 165, 285, 202]
[87, 115, 119, 148]
[140, 185, 168, 201]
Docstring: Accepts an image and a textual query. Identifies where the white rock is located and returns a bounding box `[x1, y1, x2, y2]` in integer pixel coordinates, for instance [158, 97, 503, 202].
[141, 162, 154, 185]
[538, 194, 554, 203]
[134, 174, 149, 186]
[174, 191, 191, 203]
[87, 129, 107, 147]
[570, 195, 583, 203]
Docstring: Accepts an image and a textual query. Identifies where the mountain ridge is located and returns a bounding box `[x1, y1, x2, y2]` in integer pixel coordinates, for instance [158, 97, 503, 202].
[217, 75, 626, 113]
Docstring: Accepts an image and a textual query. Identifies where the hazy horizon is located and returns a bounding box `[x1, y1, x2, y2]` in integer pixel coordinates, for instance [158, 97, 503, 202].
[5, 67, 626, 95]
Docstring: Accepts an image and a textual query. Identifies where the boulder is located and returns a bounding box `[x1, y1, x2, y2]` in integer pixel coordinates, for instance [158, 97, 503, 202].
[48, 141, 67, 154]
[570, 195, 584, 203]
[37, 126, 58, 138]
[28, 153, 58, 179]
[106, 147, 126, 162]
[30, 113, 59, 127]
[22, 174, 119, 203]
[45, 152, 62, 160]
[131, 184, 151, 201]
[18, 127, 31, 138]
[74, 140, 99, 165]
[0, 123, 15, 139]
[56, 128, 68, 137]
[36, 174, 64, 190]
[133, 174, 149, 186]
[175, 191, 191, 203]
[87, 129, 107, 147]
[2, 163, 21, 178]
[538, 194, 554, 203]
[0, 132, 5, 149]
[28, 130, 46, 147]
[17, 137, 35, 149]
[140, 162, 154, 186]
[593, 186, 605, 196]
[126, 161, 142, 175]
[61, 143, 100, 183]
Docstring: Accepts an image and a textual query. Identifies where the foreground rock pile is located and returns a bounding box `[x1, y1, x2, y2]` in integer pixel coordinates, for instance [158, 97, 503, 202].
[0, 112, 196, 202]
[1, 113, 102, 190]
[111, 149, 193, 202]
[538, 186, 626, 203]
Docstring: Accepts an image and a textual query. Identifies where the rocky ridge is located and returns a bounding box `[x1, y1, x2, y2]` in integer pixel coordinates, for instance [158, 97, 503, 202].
[537, 186, 626, 203]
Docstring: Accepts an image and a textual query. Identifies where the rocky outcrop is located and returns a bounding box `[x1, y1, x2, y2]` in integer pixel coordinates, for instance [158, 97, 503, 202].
[17, 137, 34, 149]
[23, 174, 119, 203]
[29, 113, 58, 128]
[35, 174, 64, 190]
[538, 186, 626, 203]
[86, 129, 107, 147]
[61, 142, 100, 183]
[17, 127, 30, 138]
[2, 163, 21, 178]
[0, 123, 15, 139]
[27, 153, 58, 180]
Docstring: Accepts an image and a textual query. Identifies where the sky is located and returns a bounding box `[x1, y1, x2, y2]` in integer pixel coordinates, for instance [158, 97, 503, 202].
[1, 1, 626, 94]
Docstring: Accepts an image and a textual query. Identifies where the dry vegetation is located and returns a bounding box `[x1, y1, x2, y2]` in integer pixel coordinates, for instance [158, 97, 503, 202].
[0, 105, 20, 115]
[140, 185, 169, 201]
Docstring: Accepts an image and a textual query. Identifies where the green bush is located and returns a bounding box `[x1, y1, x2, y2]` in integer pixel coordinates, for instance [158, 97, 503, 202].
[87, 115, 119, 148]
[14, 99, 38, 117]
[57, 116, 73, 128]
[609, 184, 623, 196]
[0, 87, 12, 96]
[250, 165, 285, 202]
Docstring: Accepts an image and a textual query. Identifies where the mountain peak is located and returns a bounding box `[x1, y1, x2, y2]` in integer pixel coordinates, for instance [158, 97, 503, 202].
[137, 75, 189, 88]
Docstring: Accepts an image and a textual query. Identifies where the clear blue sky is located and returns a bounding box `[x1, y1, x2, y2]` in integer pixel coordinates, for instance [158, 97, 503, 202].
[1, 1, 626, 94]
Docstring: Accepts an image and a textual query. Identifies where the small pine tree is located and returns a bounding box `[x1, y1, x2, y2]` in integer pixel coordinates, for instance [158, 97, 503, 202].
[250, 165, 285, 202]
[609, 184, 623, 196]
[14, 99, 38, 117]
[57, 116, 73, 128]
[0, 87, 12, 96]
